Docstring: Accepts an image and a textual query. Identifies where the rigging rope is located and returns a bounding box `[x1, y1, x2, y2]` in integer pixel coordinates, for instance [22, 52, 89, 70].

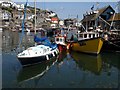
[99, 16, 117, 30]
[107, 40, 120, 48]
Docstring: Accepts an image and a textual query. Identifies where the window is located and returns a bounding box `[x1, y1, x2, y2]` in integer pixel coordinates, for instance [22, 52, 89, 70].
[60, 38, 63, 42]
[93, 34, 95, 38]
[56, 38, 59, 41]
[84, 34, 87, 38]
[79, 34, 83, 38]
[89, 34, 91, 38]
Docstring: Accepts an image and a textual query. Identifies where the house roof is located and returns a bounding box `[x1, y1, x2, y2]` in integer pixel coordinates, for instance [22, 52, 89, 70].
[51, 17, 58, 21]
[108, 13, 120, 21]
[81, 5, 115, 22]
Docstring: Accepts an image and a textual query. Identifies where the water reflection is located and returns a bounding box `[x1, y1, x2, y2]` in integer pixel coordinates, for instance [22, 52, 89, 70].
[2, 30, 41, 53]
[17, 57, 57, 83]
[100, 52, 120, 77]
[70, 51, 102, 75]
[2, 30, 119, 88]
[2, 30, 33, 53]
[57, 51, 67, 65]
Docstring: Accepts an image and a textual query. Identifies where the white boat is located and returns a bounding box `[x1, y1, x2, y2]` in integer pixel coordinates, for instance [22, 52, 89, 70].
[17, 45, 59, 66]
[17, 0, 59, 66]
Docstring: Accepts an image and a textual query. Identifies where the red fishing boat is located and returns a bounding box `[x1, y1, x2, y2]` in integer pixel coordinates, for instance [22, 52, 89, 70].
[55, 35, 67, 52]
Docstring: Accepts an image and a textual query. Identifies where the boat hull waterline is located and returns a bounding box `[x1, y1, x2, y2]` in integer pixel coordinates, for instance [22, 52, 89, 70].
[17, 45, 59, 66]
[71, 38, 103, 54]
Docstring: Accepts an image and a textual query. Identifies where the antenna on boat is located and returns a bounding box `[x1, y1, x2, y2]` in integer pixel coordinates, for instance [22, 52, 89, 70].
[95, 2, 99, 31]
[85, 14, 88, 32]
[96, 2, 99, 10]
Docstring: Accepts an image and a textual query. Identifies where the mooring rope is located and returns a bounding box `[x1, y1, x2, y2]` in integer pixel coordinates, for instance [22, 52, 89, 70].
[107, 40, 120, 48]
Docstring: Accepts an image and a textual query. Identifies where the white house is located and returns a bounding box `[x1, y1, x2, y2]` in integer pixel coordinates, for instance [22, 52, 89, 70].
[28, 15, 35, 20]
[2, 10, 11, 20]
[45, 18, 51, 22]
[0, 8, 2, 20]
[51, 24, 57, 28]
[0, 0, 24, 10]
[59, 20, 64, 26]
[17, 4, 24, 11]
[48, 12, 56, 17]
[1, 2, 11, 7]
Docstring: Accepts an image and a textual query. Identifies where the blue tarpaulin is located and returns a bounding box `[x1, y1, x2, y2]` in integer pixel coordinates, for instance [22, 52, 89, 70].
[34, 35, 57, 49]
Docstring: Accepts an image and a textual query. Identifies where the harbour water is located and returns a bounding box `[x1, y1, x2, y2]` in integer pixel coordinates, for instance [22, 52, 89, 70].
[2, 30, 120, 88]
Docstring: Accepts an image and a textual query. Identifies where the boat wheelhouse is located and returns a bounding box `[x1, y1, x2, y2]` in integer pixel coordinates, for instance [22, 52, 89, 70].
[55, 36, 67, 52]
[77, 31, 100, 40]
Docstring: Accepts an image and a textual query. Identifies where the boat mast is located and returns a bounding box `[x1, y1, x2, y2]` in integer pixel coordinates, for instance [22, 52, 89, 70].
[18, 0, 28, 48]
[85, 14, 87, 32]
[34, 0, 37, 46]
[95, 2, 99, 31]
[34, 0, 36, 34]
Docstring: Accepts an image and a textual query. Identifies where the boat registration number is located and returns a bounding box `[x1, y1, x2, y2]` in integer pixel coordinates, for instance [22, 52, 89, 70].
[78, 41, 86, 46]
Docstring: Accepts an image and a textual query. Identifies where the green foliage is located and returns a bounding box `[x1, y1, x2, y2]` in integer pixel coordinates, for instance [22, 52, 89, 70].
[7, 8, 12, 12]
[2, 7, 12, 13]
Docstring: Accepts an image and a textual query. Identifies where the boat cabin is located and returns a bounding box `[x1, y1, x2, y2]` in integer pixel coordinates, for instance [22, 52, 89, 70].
[77, 32, 100, 41]
[55, 36, 66, 46]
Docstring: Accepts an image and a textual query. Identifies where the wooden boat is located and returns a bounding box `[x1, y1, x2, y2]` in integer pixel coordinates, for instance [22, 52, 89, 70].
[102, 39, 120, 52]
[54, 35, 67, 52]
[71, 32, 103, 55]
[101, 31, 120, 51]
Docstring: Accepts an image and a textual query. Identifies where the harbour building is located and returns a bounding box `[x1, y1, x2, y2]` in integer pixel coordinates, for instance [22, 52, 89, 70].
[81, 5, 120, 32]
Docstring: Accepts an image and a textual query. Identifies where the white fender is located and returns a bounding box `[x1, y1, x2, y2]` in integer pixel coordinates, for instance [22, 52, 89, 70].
[52, 52, 55, 56]
[46, 55, 49, 60]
